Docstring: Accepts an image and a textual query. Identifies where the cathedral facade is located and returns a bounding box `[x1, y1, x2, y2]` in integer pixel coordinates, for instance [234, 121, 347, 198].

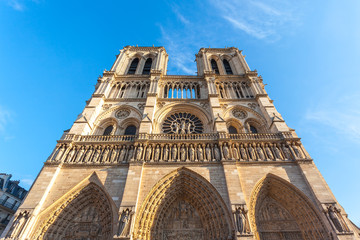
[2, 46, 359, 240]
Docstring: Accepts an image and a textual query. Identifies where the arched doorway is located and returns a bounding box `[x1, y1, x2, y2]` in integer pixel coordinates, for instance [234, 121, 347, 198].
[133, 167, 233, 240]
[32, 174, 116, 240]
[249, 174, 331, 240]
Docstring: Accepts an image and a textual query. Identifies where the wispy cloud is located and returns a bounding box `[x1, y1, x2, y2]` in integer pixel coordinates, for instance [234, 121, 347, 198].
[304, 94, 360, 143]
[7, 0, 25, 11]
[0, 105, 12, 132]
[21, 178, 34, 188]
[171, 4, 190, 25]
[158, 0, 305, 74]
[3, 0, 41, 11]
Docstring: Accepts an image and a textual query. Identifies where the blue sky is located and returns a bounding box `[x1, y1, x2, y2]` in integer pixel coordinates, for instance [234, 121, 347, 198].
[1, 0, 359, 225]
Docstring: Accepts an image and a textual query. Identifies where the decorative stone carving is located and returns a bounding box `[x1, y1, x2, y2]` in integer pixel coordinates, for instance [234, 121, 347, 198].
[282, 144, 292, 160]
[234, 205, 250, 235]
[163, 145, 169, 161]
[102, 104, 112, 110]
[264, 144, 274, 161]
[117, 208, 133, 237]
[292, 144, 304, 159]
[247, 103, 257, 109]
[248, 145, 257, 160]
[154, 145, 161, 161]
[7, 210, 30, 238]
[197, 145, 204, 161]
[127, 145, 134, 161]
[273, 144, 283, 160]
[145, 145, 152, 162]
[205, 144, 212, 161]
[232, 144, 239, 160]
[214, 144, 221, 161]
[115, 109, 131, 119]
[172, 144, 178, 161]
[119, 146, 127, 162]
[189, 144, 195, 161]
[137, 103, 145, 110]
[136, 145, 143, 161]
[324, 204, 350, 233]
[223, 144, 230, 160]
[232, 109, 247, 119]
[240, 145, 248, 161]
[180, 145, 186, 162]
[256, 145, 265, 161]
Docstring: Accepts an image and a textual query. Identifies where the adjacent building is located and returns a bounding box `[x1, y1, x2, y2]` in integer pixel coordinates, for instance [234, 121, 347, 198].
[2, 46, 359, 240]
[0, 174, 27, 235]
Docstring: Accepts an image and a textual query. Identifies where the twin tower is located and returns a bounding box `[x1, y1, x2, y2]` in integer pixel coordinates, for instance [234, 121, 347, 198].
[2, 46, 359, 240]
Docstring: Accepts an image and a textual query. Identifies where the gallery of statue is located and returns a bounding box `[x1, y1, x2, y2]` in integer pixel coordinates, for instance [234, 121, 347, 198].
[2, 46, 359, 240]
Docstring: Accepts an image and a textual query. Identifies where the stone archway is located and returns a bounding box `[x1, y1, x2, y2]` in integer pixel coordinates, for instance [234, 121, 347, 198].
[133, 167, 234, 240]
[32, 173, 117, 240]
[249, 174, 331, 240]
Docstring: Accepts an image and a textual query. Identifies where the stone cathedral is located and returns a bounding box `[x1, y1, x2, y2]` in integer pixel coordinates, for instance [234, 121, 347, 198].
[2, 46, 359, 240]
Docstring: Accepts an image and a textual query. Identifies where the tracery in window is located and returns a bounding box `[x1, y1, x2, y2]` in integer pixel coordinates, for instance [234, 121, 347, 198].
[223, 59, 233, 75]
[108, 81, 149, 99]
[103, 125, 113, 136]
[211, 59, 220, 74]
[127, 58, 139, 75]
[162, 113, 203, 134]
[142, 58, 152, 75]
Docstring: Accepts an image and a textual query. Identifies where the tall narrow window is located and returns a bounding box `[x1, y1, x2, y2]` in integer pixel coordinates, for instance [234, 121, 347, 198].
[128, 58, 139, 75]
[223, 59, 233, 75]
[211, 59, 220, 74]
[250, 125, 258, 134]
[124, 125, 137, 135]
[228, 126, 238, 134]
[103, 125, 113, 136]
[142, 58, 152, 75]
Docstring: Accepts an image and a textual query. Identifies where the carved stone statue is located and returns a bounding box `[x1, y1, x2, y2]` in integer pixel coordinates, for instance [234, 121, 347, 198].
[163, 145, 169, 161]
[223, 144, 230, 160]
[172, 145, 177, 161]
[110, 146, 119, 163]
[145, 145, 152, 161]
[214, 144, 221, 161]
[232, 145, 239, 160]
[248, 145, 257, 160]
[264, 144, 274, 160]
[197, 145, 204, 161]
[83, 146, 93, 163]
[240, 145, 248, 161]
[102, 146, 110, 163]
[7, 210, 29, 238]
[292, 144, 304, 159]
[117, 208, 132, 237]
[55, 145, 66, 161]
[180, 145, 186, 162]
[75, 146, 85, 163]
[282, 144, 292, 160]
[154, 145, 160, 161]
[66, 147, 76, 163]
[273, 144, 282, 160]
[328, 205, 346, 232]
[234, 206, 250, 235]
[92, 147, 102, 163]
[127, 145, 134, 161]
[189, 144, 195, 161]
[256, 145, 265, 160]
[136, 145, 143, 161]
[119, 146, 127, 162]
[205, 144, 212, 161]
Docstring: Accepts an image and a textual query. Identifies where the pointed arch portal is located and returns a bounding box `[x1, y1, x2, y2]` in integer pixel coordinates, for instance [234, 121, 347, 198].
[249, 174, 331, 240]
[32, 173, 117, 240]
[133, 167, 233, 240]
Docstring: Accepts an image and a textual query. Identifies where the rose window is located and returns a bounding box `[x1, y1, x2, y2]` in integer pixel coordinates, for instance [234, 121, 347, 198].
[162, 112, 203, 134]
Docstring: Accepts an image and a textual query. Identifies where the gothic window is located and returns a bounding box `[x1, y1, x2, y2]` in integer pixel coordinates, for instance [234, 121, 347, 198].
[250, 125, 258, 134]
[127, 58, 139, 75]
[228, 126, 238, 134]
[223, 59, 233, 74]
[142, 58, 152, 75]
[211, 59, 220, 74]
[164, 82, 201, 99]
[162, 113, 203, 134]
[124, 125, 137, 135]
[103, 125, 113, 136]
